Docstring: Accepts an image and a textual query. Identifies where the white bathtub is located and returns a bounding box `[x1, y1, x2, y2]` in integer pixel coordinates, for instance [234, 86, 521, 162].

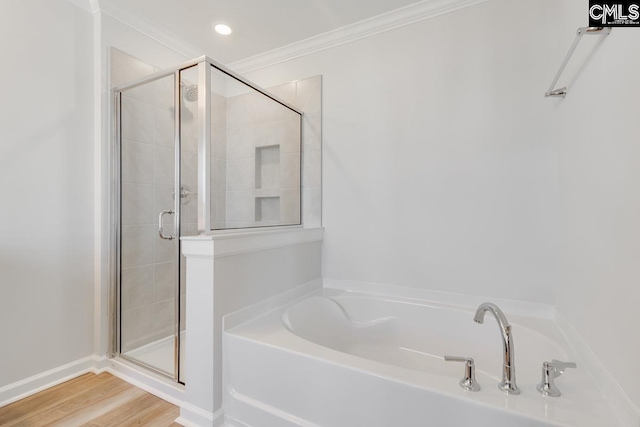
[223, 290, 622, 427]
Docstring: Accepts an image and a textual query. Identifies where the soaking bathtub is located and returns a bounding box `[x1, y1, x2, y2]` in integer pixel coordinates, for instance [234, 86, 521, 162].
[223, 289, 622, 427]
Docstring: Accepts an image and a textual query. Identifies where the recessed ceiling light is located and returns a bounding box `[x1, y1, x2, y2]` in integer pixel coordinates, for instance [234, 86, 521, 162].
[214, 24, 232, 35]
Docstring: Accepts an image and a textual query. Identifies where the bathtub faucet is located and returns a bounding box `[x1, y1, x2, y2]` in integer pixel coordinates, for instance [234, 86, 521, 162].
[473, 302, 520, 395]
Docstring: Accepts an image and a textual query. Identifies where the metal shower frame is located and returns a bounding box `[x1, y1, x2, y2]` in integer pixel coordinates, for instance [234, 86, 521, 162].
[110, 55, 303, 383]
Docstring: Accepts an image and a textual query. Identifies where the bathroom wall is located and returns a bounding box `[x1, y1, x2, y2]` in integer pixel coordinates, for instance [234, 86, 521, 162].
[240, 0, 563, 304]
[554, 0, 640, 411]
[0, 0, 94, 390]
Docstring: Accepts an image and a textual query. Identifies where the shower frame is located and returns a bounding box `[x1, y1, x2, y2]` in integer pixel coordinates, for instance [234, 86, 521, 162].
[110, 55, 304, 383]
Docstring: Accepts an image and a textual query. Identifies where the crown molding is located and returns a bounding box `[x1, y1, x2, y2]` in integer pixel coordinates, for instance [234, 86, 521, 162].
[229, 0, 487, 74]
[96, 0, 202, 59]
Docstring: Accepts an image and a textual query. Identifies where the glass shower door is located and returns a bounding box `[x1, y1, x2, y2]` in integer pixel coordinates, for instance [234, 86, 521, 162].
[118, 73, 180, 379]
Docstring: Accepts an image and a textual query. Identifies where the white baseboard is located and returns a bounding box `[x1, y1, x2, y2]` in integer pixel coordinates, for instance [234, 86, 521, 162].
[0, 354, 106, 408]
[177, 405, 224, 427]
[104, 357, 184, 407]
[555, 312, 640, 427]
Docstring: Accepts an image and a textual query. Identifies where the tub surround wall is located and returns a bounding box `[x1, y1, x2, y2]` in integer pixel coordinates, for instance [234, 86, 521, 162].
[553, 0, 640, 417]
[179, 229, 323, 426]
[239, 0, 561, 305]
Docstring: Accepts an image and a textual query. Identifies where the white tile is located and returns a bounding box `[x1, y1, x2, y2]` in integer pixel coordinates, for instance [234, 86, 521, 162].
[213, 159, 226, 191]
[255, 197, 280, 222]
[212, 190, 226, 225]
[226, 127, 253, 159]
[182, 199, 198, 225]
[155, 233, 178, 263]
[121, 265, 153, 311]
[211, 92, 227, 130]
[268, 82, 297, 105]
[226, 94, 248, 129]
[254, 117, 301, 153]
[227, 157, 255, 191]
[151, 75, 175, 110]
[247, 91, 273, 124]
[296, 75, 322, 114]
[153, 299, 175, 340]
[121, 98, 154, 143]
[181, 102, 199, 153]
[121, 305, 154, 351]
[303, 149, 322, 188]
[256, 145, 280, 190]
[281, 188, 301, 225]
[303, 186, 322, 228]
[121, 140, 154, 184]
[154, 185, 174, 221]
[153, 106, 175, 149]
[281, 152, 301, 189]
[303, 113, 322, 151]
[154, 261, 177, 302]
[211, 128, 226, 160]
[226, 191, 254, 223]
[181, 152, 198, 188]
[121, 182, 154, 225]
[121, 225, 155, 269]
[154, 147, 175, 186]
[110, 48, 155, 89]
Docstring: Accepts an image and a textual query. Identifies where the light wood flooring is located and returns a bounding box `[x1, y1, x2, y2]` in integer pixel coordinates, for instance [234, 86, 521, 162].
[0, 372, 181, 426]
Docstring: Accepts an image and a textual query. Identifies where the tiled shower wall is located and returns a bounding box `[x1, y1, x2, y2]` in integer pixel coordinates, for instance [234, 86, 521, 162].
[211, 75, 322, 229]
[211, 92, 227, 229]
[112, 49, 191, 352]
[113, 49, 322, 352]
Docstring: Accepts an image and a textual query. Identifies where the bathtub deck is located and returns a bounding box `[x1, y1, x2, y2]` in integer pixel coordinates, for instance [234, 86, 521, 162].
[0, 372, 180, 426]
[224, 289, 625, 427]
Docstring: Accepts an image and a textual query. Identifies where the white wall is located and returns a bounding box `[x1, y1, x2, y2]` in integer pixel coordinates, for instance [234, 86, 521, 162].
[0, 0, 95, 387]
[555, 0, 640, 411]
[243, 0, 563, 304]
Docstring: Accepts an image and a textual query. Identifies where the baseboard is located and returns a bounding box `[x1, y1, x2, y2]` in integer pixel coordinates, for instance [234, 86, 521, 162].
[0, 354, 106, 408]
[555, 312, 640, 427]
[104, 357, 184, 407]
[177, 405, 224, 427]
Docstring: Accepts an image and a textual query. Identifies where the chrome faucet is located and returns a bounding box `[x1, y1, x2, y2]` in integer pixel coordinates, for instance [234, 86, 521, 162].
[473, 302, 520, 395]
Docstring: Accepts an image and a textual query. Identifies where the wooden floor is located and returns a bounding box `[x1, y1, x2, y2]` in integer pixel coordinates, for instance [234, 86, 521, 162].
[0, 373, 181, 426]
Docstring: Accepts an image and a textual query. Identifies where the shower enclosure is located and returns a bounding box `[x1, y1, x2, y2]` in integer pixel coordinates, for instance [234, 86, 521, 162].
[112, 56, 303, 383]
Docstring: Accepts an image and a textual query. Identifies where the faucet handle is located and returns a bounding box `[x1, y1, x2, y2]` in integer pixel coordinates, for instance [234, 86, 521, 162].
[537, 359, 577, 397]
[444, 356, 481, 392]
[548, 359, 577, 374]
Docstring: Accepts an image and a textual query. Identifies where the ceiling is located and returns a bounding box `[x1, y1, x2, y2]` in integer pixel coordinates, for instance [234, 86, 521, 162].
[100, 0, 424, 64]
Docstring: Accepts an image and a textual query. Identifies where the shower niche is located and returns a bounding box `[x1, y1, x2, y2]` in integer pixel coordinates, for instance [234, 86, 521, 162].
[113, 54, 311, 384]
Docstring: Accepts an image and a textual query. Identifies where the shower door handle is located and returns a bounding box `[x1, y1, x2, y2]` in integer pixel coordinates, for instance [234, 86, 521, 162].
[158, 210, 176, 240]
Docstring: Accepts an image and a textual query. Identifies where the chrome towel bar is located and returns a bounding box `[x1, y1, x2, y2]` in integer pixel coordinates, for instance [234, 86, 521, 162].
[545, 26, 612, 98]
